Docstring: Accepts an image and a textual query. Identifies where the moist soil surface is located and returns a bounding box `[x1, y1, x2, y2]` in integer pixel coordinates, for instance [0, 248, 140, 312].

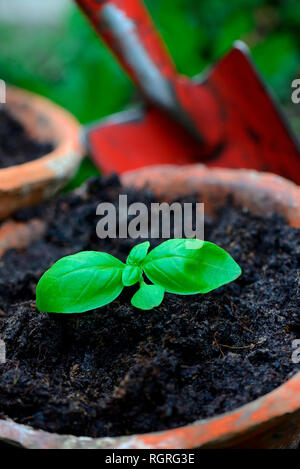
[0, 175, 299, 438]
[0, 108, 53, 169]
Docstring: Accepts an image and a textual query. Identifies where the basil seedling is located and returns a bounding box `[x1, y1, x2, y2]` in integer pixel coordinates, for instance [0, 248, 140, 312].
[36, 239, 241, 313]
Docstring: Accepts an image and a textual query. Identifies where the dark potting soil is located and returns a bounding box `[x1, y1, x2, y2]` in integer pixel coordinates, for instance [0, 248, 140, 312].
[0, 175, 299, 438]
[0, 108, 54, 168]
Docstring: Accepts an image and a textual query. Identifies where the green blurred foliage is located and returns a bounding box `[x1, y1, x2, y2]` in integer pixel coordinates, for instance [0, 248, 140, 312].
[0, 0, 299, 124]
[63, 157, 100, 192]
[0, 10, 133, 124]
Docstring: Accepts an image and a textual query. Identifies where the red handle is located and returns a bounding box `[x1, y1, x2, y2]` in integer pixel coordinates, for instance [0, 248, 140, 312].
[75, 0, 224, 151]
[75, 0, 176, 92]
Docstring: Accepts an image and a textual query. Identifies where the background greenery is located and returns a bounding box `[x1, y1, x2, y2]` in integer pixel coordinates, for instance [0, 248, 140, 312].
[0, 0, 299, 124]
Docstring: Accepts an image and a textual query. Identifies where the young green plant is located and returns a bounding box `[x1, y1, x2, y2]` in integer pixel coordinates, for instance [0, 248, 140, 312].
[36, 239, 241, 313]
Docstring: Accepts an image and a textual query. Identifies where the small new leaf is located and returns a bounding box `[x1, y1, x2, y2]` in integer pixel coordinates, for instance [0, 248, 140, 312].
[131, 282, 165, 310]
[36, 251, 125, 314]
[122, 265, 141, 287]
[126, 241, 150, 266]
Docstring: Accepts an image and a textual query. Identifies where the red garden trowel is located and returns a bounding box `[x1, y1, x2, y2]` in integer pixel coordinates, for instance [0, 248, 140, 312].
[75, 0, 300, 184]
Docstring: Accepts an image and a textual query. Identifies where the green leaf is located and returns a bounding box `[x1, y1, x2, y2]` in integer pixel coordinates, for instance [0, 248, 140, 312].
[126, 242, 150, 266]
[143, 239, 241, 294]
[36, 251, 125, 314]
[131, 282, 165, 311]
[122, 265, 142, 287]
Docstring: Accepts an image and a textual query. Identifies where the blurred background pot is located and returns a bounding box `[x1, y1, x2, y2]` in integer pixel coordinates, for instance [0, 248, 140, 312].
[0, 85, 83, 220]
[0, 165, 300, 448]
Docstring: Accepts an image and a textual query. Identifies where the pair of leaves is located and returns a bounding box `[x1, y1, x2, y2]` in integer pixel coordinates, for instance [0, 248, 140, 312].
[36, 239, 241, 314]
[123, 242, 165, 310]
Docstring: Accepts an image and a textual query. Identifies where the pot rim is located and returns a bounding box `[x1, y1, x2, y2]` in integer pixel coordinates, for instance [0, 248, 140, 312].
[0, 85, 83, 220]
[0, 164, 300, 449]
[0, 85, 82, 191]
[0, 370, 300, 449]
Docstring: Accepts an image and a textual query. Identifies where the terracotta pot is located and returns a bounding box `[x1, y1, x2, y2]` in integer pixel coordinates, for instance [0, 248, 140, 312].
[0, 164, 300, 449]
[0, 86, 83, 220]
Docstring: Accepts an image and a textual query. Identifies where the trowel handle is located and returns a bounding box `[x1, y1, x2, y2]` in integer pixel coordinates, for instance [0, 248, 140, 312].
[74, 0, 177, 96]
[74, 0, 223, 151]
